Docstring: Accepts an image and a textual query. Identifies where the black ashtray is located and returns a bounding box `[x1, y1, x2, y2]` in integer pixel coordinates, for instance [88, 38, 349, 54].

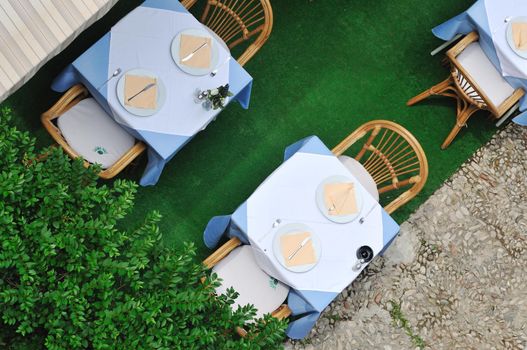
[356, 246, 374, 263]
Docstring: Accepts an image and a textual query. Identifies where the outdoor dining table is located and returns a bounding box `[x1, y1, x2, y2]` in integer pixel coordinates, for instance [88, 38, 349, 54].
[51, 0, 253, 185]
[432, 0, 527, 125]
[203, 136, 400, 339]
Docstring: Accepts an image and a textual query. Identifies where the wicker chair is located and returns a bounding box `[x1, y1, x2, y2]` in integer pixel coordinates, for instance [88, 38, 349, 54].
[41, 84, 146, 179]
[183, 0, 273, 66]
[407, 32, 524, 149]
[332, 120, 428, 214]
[203, 237, 291, 337]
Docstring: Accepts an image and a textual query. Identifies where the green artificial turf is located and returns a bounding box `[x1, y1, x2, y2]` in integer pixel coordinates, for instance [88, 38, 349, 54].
[3, 0, 490, 257]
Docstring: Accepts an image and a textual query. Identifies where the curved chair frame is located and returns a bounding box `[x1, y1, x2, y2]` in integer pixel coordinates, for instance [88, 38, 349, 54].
[203, 237, 291, 337]
[41, 84, 146, 179]
[407, 32, 524, 149]
[183, 0, 273, 66]
[332, 120, 428, 214]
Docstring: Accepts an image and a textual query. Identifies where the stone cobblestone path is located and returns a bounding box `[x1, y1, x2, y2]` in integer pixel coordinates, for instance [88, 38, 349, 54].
[286, 124, 527, 350]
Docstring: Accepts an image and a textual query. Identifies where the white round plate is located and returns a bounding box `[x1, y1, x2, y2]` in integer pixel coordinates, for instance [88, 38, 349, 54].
[506, 17, 527, 59]
[116, 68, 166, 117]
[171, 28, 220, 75]
[315, 175, 364, 224]
[272, 223, 321, 273]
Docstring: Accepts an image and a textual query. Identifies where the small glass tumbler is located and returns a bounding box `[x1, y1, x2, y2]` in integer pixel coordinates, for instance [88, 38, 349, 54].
[194, 88, 212, 110]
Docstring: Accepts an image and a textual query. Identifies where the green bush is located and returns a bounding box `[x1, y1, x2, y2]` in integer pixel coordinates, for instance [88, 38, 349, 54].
[0, 107, 286, 349]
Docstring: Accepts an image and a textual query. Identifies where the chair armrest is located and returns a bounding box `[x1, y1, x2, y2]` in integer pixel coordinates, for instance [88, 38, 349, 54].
[41, 85, 90, 165]
[331, 129, 368, 156]
[99, 141, 147, 179]
[271, 304, 292, 320]
[235, 304, 291, 338]
[236, 34, 270, 67]
[446, 31, 479, 59]
[382, 173, 427, 215]
[383, 187, 418, 215]
[203, 237, 242, 269]
[42, 84, 88, 123]
[332, 126, 382, 162]
[180, 0, 198, 9]
[497, 88, 525, 116]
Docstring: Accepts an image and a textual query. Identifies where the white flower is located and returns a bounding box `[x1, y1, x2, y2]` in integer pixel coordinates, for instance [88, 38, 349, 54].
[210, 88, 219, 96]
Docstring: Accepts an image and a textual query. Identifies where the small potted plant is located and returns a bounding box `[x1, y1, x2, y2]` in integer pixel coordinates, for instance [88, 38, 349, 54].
[195, 84, 233, 110]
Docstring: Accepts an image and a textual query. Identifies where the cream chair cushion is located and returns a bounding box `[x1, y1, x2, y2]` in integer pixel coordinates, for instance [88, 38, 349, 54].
[57, 98, 135, 169]
[456, 42, 515, 108]
[338, 155, 379, 201]
[212, 245, 289, 319]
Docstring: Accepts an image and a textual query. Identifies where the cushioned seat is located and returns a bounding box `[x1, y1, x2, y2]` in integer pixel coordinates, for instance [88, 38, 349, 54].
[338, 155, 379, 201]
[57, 98, 135, 169]
[212, 245, 289, 319]
[456, 42, 515, 108]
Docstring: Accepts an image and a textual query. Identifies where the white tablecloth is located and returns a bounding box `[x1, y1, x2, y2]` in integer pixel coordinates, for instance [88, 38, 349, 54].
[107, 7, 230, 136]
[246, 152, 384, 293]
[486, 0, 527, 79]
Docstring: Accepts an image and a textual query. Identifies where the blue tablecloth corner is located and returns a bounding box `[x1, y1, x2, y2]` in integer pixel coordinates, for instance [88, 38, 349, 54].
[204, 215, 232, 249]
[513, 111, 527, 126]
[283, 135, 333, 161]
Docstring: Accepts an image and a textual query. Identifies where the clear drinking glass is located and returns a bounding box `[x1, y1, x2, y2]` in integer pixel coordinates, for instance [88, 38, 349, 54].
[194, 89, 212, 110]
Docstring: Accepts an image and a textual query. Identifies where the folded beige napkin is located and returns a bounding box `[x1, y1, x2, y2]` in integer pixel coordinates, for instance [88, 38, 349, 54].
[280, 232, 316, 267]
[124, 74, 157, 109]
[180, 34, 212, 68]
[512, 22, 527, 50]
[324, 182, 358, 216]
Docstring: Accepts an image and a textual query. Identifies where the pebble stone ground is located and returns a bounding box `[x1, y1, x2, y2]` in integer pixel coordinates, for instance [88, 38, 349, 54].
[286, 124, 527, 350]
